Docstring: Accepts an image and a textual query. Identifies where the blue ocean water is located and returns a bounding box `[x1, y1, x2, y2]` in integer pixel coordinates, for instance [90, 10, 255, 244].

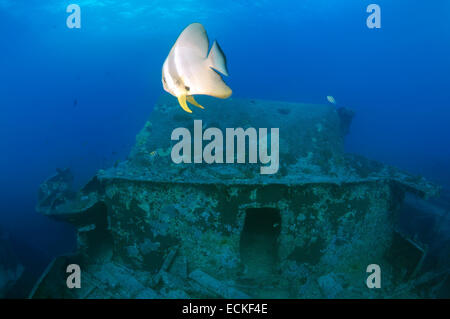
[0, 0, 449, 296]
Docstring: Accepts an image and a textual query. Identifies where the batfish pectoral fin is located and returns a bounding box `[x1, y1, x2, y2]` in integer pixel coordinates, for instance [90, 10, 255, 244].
[187, 96, 205, 109]
[177, 95, 192, 113]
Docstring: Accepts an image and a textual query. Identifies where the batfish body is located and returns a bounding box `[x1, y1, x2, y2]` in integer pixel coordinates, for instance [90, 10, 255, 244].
[162, 23, 232, 113]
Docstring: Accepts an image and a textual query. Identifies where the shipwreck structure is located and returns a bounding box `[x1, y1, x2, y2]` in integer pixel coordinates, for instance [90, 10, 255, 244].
[0, 229, 25, 298]
[32, 96, 445, 298]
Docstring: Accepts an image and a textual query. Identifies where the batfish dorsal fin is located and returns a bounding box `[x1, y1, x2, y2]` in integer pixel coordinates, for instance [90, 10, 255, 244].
[174, 23, 209, 58]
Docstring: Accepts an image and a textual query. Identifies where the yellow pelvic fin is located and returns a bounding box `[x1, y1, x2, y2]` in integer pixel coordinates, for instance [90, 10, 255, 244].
[187, 96, 205, 109]
[177, 95, 192, 113]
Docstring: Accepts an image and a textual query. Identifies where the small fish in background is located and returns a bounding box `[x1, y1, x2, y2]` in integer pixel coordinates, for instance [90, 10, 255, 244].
[162, 23, 232, 113]
[73, 99, 78, 107]
[327, 95, 337, 105]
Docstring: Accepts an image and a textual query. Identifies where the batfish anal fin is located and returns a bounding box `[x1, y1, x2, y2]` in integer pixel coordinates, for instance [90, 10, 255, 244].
[177, 95, 192, 113]
[187, 96, 205, 109]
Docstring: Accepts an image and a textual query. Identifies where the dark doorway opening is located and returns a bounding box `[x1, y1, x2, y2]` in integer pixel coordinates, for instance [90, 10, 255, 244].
[81, 202, 113, 262]
[240, 208, 281, 278]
